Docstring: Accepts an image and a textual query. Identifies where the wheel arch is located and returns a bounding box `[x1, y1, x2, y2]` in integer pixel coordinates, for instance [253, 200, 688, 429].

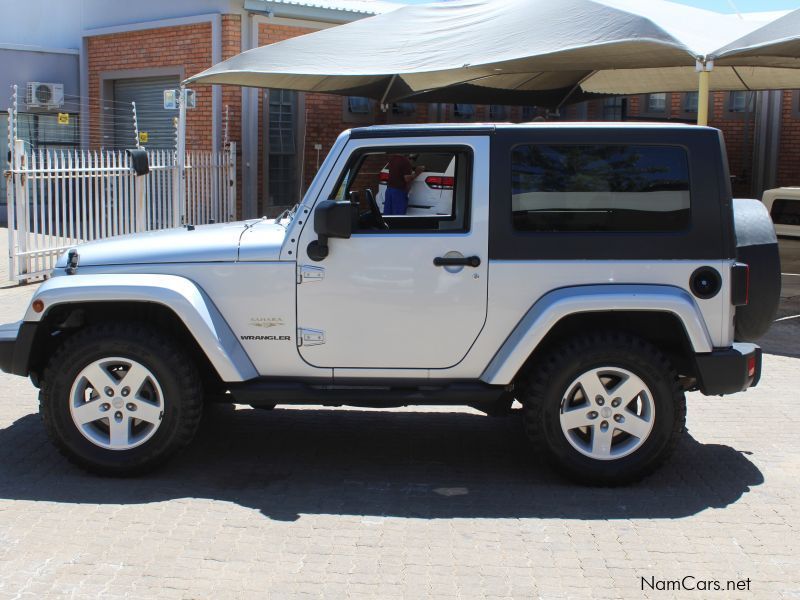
[480, 285, 713, 386]
[23, 274, 257, 385]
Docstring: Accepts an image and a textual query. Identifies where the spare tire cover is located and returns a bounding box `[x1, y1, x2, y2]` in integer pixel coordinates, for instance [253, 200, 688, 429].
[733, 198, 781, 341]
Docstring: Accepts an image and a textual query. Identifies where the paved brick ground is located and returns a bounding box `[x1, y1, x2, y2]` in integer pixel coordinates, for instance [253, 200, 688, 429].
[0, 237, 798, 599]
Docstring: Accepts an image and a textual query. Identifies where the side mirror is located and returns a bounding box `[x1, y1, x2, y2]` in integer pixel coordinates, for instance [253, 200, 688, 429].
[126, 148, 150, 176]
[307, 200, 352, 261]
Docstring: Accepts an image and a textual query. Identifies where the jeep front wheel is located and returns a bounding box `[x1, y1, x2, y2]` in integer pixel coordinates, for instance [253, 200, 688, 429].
[40, 322, 203, 475]
[522, 333, 686, 485]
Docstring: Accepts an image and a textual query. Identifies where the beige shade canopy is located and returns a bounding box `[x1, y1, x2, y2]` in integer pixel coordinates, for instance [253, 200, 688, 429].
[186, 0, 800, 116]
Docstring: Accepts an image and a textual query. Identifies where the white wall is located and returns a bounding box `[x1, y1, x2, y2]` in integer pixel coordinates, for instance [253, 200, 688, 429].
[0, 0, 239, 50]
[80, 0, 237, 31]
[0, 0, 83, 50]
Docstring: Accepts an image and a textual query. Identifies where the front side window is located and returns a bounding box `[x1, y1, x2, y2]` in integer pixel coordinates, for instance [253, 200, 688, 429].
[511, 144, 691, 232]
[332, 147, 470, 233]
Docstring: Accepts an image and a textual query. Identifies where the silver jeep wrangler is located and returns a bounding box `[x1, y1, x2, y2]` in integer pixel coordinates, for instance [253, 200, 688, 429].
[0, 123, 781, 484]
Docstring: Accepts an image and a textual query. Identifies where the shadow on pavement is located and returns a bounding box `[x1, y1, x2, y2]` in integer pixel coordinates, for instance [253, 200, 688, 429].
[0, 406, 763, 522]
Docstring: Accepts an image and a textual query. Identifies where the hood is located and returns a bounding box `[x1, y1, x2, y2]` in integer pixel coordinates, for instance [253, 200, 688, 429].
[56, 220, 287, 268]
[238, 219, 290, 261]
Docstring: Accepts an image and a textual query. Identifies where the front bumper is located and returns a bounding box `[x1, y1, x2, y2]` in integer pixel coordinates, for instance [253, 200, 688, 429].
[0, 321, 37, 377]
[694, 342, 762, 396]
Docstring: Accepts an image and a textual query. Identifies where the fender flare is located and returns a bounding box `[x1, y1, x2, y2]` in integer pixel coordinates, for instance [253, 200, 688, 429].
[480, 284, 713, 386]
[24, 274, 258, 382]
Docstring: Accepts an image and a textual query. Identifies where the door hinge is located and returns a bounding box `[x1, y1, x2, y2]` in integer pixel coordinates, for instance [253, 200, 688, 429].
[297, 264, 324, 284]
[297, 328, 325, 347]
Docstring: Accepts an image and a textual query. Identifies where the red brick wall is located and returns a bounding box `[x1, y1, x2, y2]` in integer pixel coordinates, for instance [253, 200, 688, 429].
[777, 90, 800, 188]
[88, 23, 214, 150]
[708, 96, 757, 198]
[87, 17, 245, 215]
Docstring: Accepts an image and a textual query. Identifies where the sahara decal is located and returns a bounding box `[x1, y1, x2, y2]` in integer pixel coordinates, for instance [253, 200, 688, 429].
[249, 317, 285, 328]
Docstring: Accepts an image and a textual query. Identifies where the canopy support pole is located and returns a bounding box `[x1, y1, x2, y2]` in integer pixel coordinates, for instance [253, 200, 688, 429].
[380, 74, 398, 112]
[696, 59, 714, 126]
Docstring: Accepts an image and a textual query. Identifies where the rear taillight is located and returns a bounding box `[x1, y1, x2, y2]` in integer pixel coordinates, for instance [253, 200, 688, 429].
[379, 172, 389, 183]
[425, 175, 454, 190]
[747, 355, 756, 378]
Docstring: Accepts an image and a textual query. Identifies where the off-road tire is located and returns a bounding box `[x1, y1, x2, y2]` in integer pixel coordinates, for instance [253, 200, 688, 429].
[521, 332, 686, 485]
[39, 322, 203, 476]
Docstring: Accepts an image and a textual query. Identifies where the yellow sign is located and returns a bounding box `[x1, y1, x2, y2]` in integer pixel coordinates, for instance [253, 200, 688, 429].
[57, 113, 69, 125]
[138, 132, 149, 143]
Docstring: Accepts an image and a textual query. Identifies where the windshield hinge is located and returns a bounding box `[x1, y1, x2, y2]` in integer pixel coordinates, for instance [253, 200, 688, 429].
[297, 265, 324, 284]
[297, 328, 325, 347]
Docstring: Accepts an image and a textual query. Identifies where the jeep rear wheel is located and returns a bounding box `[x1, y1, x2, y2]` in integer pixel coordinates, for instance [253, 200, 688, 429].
[40, 323, 203, 475]
[522, 333, 685, 485]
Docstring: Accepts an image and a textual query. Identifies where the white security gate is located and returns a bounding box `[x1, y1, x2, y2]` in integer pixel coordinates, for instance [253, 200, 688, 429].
[5, 141, 236, 281]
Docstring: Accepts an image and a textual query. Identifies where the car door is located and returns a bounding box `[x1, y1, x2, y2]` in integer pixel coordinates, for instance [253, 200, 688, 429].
[295, 136, 490, 370]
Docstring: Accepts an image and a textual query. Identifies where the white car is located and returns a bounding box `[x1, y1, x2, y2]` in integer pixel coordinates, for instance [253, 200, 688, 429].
[376, 153, 455, 215]
[762, 187, 800, 237]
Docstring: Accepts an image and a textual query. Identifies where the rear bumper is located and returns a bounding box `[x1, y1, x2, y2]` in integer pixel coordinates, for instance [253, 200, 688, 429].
[0, 321, 37, 377]
[694, 342, 762, 396]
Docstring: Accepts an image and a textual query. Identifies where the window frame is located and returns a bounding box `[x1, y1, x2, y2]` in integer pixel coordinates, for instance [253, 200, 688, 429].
[639, 93, 671, 119]
[329, 144, 474, 235]
[793, 90, 800, 120]
[453, 103, 476, 121]
[489, 105, 509, 121]
[342, 96, 376, 124]
[722, 91, 755, 120]
[487, 127, 736, 262]
[386, 102, 417, 124]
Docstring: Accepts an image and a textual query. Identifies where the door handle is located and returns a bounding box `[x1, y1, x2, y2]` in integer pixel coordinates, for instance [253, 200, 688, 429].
[433, 255, 481, 268]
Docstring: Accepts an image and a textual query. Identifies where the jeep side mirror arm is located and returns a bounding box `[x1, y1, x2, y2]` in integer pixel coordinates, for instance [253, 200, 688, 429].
[307, 234, 330, 261]
[307, 200, 352, 262]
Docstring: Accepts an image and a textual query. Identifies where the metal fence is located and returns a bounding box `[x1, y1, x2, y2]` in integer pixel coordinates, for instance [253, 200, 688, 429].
[5, 141, 236, 282]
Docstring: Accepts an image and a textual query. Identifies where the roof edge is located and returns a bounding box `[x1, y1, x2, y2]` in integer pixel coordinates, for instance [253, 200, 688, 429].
[244, 0, 395, 24]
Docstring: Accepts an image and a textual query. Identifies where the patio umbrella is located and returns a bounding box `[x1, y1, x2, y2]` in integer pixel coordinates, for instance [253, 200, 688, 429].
[185, 0, 800, 125]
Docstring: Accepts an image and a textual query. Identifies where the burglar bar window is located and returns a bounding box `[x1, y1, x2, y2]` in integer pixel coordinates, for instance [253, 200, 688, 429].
[348, 96, 372, 115]
[646, 93, 667, 113]
[267, 89, 299, 207]
[391, 103, 415, 116]
[602, 97, 624, 121]
[489, 105, 508, 120]
[453, 104, 475, 119]
[728, 91, 753, 113]
[684, 92, 699, 113]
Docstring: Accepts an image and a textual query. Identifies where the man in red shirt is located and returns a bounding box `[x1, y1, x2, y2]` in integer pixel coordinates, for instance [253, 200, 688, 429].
[383, 154, 425, 215]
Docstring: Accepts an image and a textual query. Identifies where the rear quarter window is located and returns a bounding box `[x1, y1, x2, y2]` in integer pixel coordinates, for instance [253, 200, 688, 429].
[770, 198, 800, 226]
[511, 144, 691, 232]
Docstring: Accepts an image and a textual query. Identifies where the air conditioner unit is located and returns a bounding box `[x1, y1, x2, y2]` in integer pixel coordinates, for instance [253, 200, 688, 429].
[26, 82, 65, 109]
